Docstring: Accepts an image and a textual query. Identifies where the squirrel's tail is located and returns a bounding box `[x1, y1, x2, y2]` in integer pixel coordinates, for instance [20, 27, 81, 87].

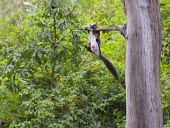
[98, 54, 119, 80]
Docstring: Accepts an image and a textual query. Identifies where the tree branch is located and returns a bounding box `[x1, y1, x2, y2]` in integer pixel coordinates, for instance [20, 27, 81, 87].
[76, 24, 127, 39]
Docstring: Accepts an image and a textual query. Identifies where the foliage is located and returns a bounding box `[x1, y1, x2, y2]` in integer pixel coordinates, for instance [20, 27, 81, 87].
[0, 0, 169, 127]
[160, 0, 170, 127]
[161, 0, 170, 63]
[0, 0, 126, 127]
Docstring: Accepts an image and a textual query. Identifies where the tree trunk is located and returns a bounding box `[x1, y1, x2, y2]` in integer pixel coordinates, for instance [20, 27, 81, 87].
[123, 0, 163, 128]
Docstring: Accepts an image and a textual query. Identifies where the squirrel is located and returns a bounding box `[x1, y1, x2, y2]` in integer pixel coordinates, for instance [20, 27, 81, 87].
[85, 24, 119, 80]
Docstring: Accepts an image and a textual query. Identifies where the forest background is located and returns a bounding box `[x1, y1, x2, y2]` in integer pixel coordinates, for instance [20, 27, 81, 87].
[0, 0, 169, 127]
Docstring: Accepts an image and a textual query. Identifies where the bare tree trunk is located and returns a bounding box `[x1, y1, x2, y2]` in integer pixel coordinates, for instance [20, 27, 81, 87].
[123, 0, 163, 128]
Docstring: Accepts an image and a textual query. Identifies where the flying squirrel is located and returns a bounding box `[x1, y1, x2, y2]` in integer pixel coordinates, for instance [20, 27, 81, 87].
[85, 24, 119, 80]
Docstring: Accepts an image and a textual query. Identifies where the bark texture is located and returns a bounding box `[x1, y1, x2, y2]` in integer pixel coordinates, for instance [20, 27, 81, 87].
[124, 0, 163, 128]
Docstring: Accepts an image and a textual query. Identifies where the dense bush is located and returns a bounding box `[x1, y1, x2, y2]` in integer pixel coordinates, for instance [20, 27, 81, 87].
[0, 0, 169, 127]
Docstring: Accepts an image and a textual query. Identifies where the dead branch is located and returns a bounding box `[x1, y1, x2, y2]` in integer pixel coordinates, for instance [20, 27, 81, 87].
[76, 24, 127, 39]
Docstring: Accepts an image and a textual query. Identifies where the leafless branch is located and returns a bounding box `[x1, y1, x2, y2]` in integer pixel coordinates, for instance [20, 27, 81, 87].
[76, 24, 127, 39]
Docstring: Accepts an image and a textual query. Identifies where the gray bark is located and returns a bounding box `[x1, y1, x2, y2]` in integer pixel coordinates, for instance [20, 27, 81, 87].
[123, 0, 163, 128]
